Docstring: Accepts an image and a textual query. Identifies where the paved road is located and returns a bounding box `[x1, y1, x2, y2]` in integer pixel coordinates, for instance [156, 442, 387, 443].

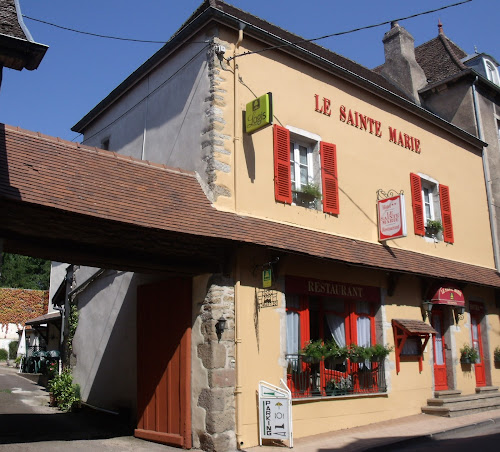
[0, 363, 187, 451]
[367, 418, 500, 451]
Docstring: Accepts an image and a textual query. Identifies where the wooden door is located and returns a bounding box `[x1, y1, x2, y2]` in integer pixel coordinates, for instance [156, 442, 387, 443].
[135, 279, 192, 448]
[471, 312, 486, 387]
[431, 311, 448, 391]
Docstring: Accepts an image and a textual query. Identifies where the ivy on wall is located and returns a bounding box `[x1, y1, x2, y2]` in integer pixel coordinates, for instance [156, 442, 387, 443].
[0, 288, 49, 332]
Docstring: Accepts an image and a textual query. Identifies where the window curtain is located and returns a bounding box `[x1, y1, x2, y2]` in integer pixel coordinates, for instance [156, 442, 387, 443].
[325, 314, 346, 347]
[356, 301, 371, 347]
[286, 311, 300, 355]
[471, 318, 481, 363]
[357, 316, 371, 347]
[433, 316, 444, 365]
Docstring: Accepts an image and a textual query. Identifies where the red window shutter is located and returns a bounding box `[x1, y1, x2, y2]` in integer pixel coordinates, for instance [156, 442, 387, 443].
[410, 173, 425, 236]
[440, 184, 454, 243]
[320, 141, 339, 215]
[273, 125, 292, 204]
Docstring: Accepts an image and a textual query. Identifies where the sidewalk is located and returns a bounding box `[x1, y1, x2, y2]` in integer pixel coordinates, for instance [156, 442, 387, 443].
[247, 408, 500, 452]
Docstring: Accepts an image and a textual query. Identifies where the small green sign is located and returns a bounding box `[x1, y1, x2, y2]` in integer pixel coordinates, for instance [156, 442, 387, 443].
[245, 92, 272, 134]
[263, 268, 272, 288]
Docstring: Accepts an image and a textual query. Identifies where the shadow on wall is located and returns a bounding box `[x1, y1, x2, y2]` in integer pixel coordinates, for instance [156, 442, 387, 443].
[73, 271, 141, 421]
[73, 271, 195, 428]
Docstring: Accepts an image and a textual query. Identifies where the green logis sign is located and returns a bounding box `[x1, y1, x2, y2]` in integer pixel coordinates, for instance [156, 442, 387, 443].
[245, 92, 273, 134]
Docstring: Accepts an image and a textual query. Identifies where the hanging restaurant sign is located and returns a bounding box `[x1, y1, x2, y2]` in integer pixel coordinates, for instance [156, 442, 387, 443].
[429, 284, 465, 307]
[245, 92, 273, 134]
[377, 193, 407, 242]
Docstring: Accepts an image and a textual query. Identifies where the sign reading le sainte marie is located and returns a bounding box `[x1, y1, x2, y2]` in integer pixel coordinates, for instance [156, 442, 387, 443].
[378, 194, 407, 241]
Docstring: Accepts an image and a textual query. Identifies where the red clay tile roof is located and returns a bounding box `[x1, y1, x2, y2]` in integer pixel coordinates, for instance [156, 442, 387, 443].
[415, 32, 467, 85]
[392, 319, 436, 335]
[1, 123, 500, 288]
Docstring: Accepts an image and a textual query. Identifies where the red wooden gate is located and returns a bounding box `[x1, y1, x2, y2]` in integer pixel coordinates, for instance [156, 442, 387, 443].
[135, 279, 192, 448]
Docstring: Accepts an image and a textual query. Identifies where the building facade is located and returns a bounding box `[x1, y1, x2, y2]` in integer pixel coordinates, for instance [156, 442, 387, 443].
[52, 2, 500, 450]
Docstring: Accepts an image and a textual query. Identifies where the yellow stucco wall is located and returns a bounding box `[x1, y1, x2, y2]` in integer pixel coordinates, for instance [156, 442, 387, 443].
[214, 29, 494, 269]
[211, 28, 500, 449]
[233, 247, 499, 447]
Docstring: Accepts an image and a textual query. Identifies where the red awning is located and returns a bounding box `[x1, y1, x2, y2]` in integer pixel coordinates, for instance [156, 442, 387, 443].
[429, 284, 465, 307]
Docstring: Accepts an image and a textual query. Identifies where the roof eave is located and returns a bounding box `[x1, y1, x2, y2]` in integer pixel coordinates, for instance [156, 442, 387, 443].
[0, 33, 48, 70]
[72, 2, 216, 133]
[72, 2, 485, 151]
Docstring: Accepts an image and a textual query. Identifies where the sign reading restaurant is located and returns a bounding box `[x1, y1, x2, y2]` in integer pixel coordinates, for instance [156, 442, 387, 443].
[314, 94, 422, 154]
[286, 276, 380, 303]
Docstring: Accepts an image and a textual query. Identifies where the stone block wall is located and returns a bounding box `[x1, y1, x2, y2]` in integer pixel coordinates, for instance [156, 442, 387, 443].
[193, 275, 236, 452]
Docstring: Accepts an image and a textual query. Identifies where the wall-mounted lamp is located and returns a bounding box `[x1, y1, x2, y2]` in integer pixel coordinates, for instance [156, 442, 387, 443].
[215, 316, 227, 342]
[422, 300, 433, 320]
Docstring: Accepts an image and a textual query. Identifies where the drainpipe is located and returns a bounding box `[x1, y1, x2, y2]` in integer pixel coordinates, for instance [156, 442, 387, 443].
[234, 253, 243, 449]
[233, 26, 244, 448]
[472, 76, 500, 271]
[233, 26, 244, 212]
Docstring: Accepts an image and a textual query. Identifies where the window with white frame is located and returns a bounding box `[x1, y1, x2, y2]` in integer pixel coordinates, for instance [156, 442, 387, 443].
[421, 179, 442, 239]
[273, 124, 339, 214]
[485, 59, 499, 86]
[410, 173, 454, 243]
[288, 128, 322, 209]
[290, 140, 313, 192]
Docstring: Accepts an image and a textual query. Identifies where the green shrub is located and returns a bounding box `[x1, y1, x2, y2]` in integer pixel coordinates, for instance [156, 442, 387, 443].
[0, 349, 8, 361]
[300, 340, 324, 363]
[47, 368, 81, 411]
[8, 341, 19, 360]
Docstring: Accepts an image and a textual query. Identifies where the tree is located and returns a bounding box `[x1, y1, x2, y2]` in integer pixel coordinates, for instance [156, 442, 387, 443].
[0, 254, 51, 290]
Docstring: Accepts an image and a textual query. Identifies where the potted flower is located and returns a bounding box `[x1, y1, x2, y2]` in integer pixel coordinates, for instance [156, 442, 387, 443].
[296, 183, 322, 208]
[325, 375, 353, 396]
[300, 340, 324, 364]
[369, 344, 394, 362]
[323, 339, 348, 365]
[460, 344, 479, 364]
[426, 219, 443, 236]
[494, 346, 500, 364]
[348, 344, 370, 363]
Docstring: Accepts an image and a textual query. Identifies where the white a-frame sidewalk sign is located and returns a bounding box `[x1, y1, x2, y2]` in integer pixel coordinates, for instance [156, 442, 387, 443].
[258, 379, 293, 448]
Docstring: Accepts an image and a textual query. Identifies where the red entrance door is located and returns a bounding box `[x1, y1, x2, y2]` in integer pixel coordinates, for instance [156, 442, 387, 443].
[135, 279, 192, 448]
[471, 311, 486, 387]
[431, 310, 448, 391]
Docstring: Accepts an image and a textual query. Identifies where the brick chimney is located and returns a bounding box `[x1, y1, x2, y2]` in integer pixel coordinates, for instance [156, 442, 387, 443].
[380, 21, 427, 105]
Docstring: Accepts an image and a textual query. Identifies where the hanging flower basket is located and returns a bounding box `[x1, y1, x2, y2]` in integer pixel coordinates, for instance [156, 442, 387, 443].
[460, 344, 478, 364]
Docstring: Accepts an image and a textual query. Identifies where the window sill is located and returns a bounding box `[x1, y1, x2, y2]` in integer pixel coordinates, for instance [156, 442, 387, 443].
[292, 392, 389, 404]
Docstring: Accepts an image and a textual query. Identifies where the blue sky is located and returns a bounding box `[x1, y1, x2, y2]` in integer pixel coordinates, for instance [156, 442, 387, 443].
[1, 0, 498, 142]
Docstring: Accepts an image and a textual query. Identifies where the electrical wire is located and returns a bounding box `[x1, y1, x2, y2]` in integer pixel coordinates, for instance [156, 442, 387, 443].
[22, 15, 208, 44]
[227, 0, 473, 61]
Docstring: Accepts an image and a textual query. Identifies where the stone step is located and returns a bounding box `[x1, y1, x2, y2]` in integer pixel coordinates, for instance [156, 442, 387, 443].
[427, 392, 500, 406]
[476, 386, 499, 394]
[422, 396, 500, 417]
[434, 389, 462, 398]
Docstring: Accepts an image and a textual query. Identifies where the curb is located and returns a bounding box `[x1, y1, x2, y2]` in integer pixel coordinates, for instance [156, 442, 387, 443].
[365, 416, 500, 451]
